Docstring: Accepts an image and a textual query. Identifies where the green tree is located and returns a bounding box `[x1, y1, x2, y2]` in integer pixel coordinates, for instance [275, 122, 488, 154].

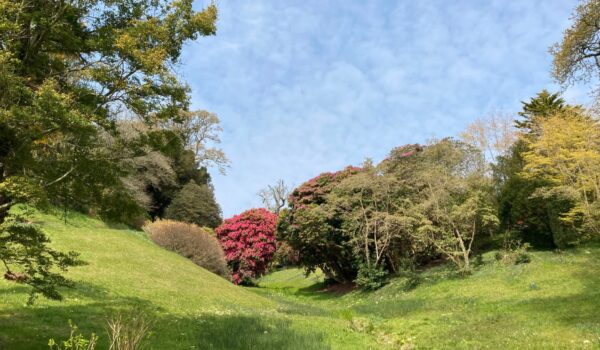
[0, 0, 218, 301]
[495, 91, 576, 248]
[165, 182, 222, 229]
[551, 0, 600, 96]
[521, 110, 600, 246]
[277, 166, 362, 283]
[409, 139, 498, 272]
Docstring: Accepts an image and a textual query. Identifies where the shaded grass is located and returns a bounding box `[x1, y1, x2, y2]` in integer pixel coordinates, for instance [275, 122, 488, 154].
[1, 209, 600, 349]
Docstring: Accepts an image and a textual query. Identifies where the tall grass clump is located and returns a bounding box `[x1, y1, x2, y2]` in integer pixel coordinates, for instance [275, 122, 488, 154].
[143, 220, 229, 277]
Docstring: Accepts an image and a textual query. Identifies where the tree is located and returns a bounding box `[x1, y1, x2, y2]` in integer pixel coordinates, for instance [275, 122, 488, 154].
[551, 0, 600, 98]
[277, 166, 362, 283]
[215, 208, 278, 284]
[258, 179, 290, 214]
[411, 139, 498, 271]
[163, 110, 229, 174]
[460, 111, 516, 163]
[330, 163, 411, 288]
[165, 182, 222, 229]
[521, 110, 600, 245]
[0, 0, 218, 301]
[495, 91, 576, 248]
[516, 90, 567, 134]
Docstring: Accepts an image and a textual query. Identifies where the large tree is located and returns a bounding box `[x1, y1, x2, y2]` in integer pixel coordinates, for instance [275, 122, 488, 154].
[0, 0, 218, 301]
[165, 181, 222, 229]
[551, 0, 600, 99]
[521, 109, 600, 245]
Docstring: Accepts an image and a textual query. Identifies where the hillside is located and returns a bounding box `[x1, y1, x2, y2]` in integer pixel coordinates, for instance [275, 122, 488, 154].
[0, 211, 340, 349]
[1, 211, 600, 349]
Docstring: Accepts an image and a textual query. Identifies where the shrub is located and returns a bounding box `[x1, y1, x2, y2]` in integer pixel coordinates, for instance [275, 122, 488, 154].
[278, 166, 362, 284]
[106, 313, 153, 350]
[143, 220, 228, 277]
[495, 237, 532, 265]
[355, 261, 387, 290]
[48, 320, 97, 350]
[270, 241, 300, 268]
[215, 208, 277, 284]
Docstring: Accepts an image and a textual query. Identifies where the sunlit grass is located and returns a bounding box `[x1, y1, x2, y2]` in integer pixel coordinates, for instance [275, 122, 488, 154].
[1, 210, 599, 349]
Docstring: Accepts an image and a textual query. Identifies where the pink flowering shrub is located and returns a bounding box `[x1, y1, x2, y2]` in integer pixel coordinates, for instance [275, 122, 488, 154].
[288, 166, 362, 207]
[215, 208, 278, 284]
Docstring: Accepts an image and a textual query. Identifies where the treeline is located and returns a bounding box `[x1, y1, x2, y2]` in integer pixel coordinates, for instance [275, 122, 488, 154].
[272, 0, 600, 288]
[0, 0, 224, 302]
[275, 91, 600, 288]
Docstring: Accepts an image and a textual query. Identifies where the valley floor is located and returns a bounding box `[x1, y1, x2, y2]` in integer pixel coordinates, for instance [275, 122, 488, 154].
[1, 211, 599, 349]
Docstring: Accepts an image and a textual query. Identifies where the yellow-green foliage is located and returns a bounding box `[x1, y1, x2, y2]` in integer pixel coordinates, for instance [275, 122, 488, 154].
[522, 110, 600, 236]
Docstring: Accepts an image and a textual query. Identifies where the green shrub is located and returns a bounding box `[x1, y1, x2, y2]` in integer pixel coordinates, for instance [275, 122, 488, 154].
[48, 320, 97, 350]
[495, 238, 531, 265]
[355, 262, 387, 290]
[143, 220, 229, 277]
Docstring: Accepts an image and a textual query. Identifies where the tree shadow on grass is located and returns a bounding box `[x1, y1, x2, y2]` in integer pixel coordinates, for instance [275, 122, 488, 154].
[0, 280, 331, 350]
[195, 314, 330, 350]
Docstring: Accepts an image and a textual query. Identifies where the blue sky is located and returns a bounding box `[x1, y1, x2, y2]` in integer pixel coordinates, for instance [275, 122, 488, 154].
[180, 0, 587, 218]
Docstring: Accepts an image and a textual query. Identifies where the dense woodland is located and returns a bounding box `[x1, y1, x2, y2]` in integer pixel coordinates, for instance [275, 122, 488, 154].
[2, 0, 600, 348]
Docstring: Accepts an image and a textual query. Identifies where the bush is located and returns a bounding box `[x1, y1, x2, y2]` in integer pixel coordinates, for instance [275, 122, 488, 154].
[48, 320, 98, 350]
[495, 237, 532, 265]
[355, 261, 387, 290]
[270, 241, 300, 269]
[215, 208, 277, 284]
[143, 220, 229, 277]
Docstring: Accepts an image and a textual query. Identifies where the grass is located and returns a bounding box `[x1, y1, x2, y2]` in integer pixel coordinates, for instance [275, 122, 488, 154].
[1, 210, 600, 349]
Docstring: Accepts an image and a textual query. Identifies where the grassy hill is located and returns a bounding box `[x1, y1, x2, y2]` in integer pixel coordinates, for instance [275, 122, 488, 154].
[1, 211, 600, 349]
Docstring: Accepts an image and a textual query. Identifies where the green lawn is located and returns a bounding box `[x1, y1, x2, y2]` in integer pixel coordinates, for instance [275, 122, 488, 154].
[1, 210, 599, 349]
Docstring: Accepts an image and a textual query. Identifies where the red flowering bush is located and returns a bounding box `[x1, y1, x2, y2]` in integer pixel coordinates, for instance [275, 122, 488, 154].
[288, 166, 362, 207]
[215, 208, 278, 284]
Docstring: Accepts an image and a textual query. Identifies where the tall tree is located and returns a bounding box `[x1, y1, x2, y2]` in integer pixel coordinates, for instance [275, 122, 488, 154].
[495, 91, 576, 248]
[258, 179, 290, 214]
[165, 182, 222, 229]
[521, 109, 600, 245]
[0, 0, 218, 301]
[551, 0, 600, 98]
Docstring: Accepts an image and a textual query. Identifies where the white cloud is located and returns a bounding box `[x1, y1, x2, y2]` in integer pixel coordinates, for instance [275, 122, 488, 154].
[181, 0, 584, 217]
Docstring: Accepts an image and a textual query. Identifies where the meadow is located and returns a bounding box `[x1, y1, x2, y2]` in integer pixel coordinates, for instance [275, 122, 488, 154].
[1, 211, 598, 349]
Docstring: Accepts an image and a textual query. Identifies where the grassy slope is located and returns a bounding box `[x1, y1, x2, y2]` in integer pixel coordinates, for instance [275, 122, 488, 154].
[255, 247, 600, 349]
[1, 210, 599, 349]
[0, 211, 369, 349]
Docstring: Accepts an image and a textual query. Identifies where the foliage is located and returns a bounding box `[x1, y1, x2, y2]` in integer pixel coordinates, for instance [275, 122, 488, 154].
[48, 320, 98, 350]
[270, 241, 300, 268]
[216, 208, 278, 284]
[407, 139, 498, 271]
[143, 219, 228, 277]
[354, 261, 387, 290]
[0, 207, 84, 303]
[165, 181, 222, 228]
[278, 166, 362, 283]
[160, 110, 229, 174]
[521, 109, 600, 246]
[460, 111, 516, 163]
[551, 0, 600, 96]
[0, 0, 218, 301]
[494, 237, 531, 265]
[495, 91, 576, 248]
